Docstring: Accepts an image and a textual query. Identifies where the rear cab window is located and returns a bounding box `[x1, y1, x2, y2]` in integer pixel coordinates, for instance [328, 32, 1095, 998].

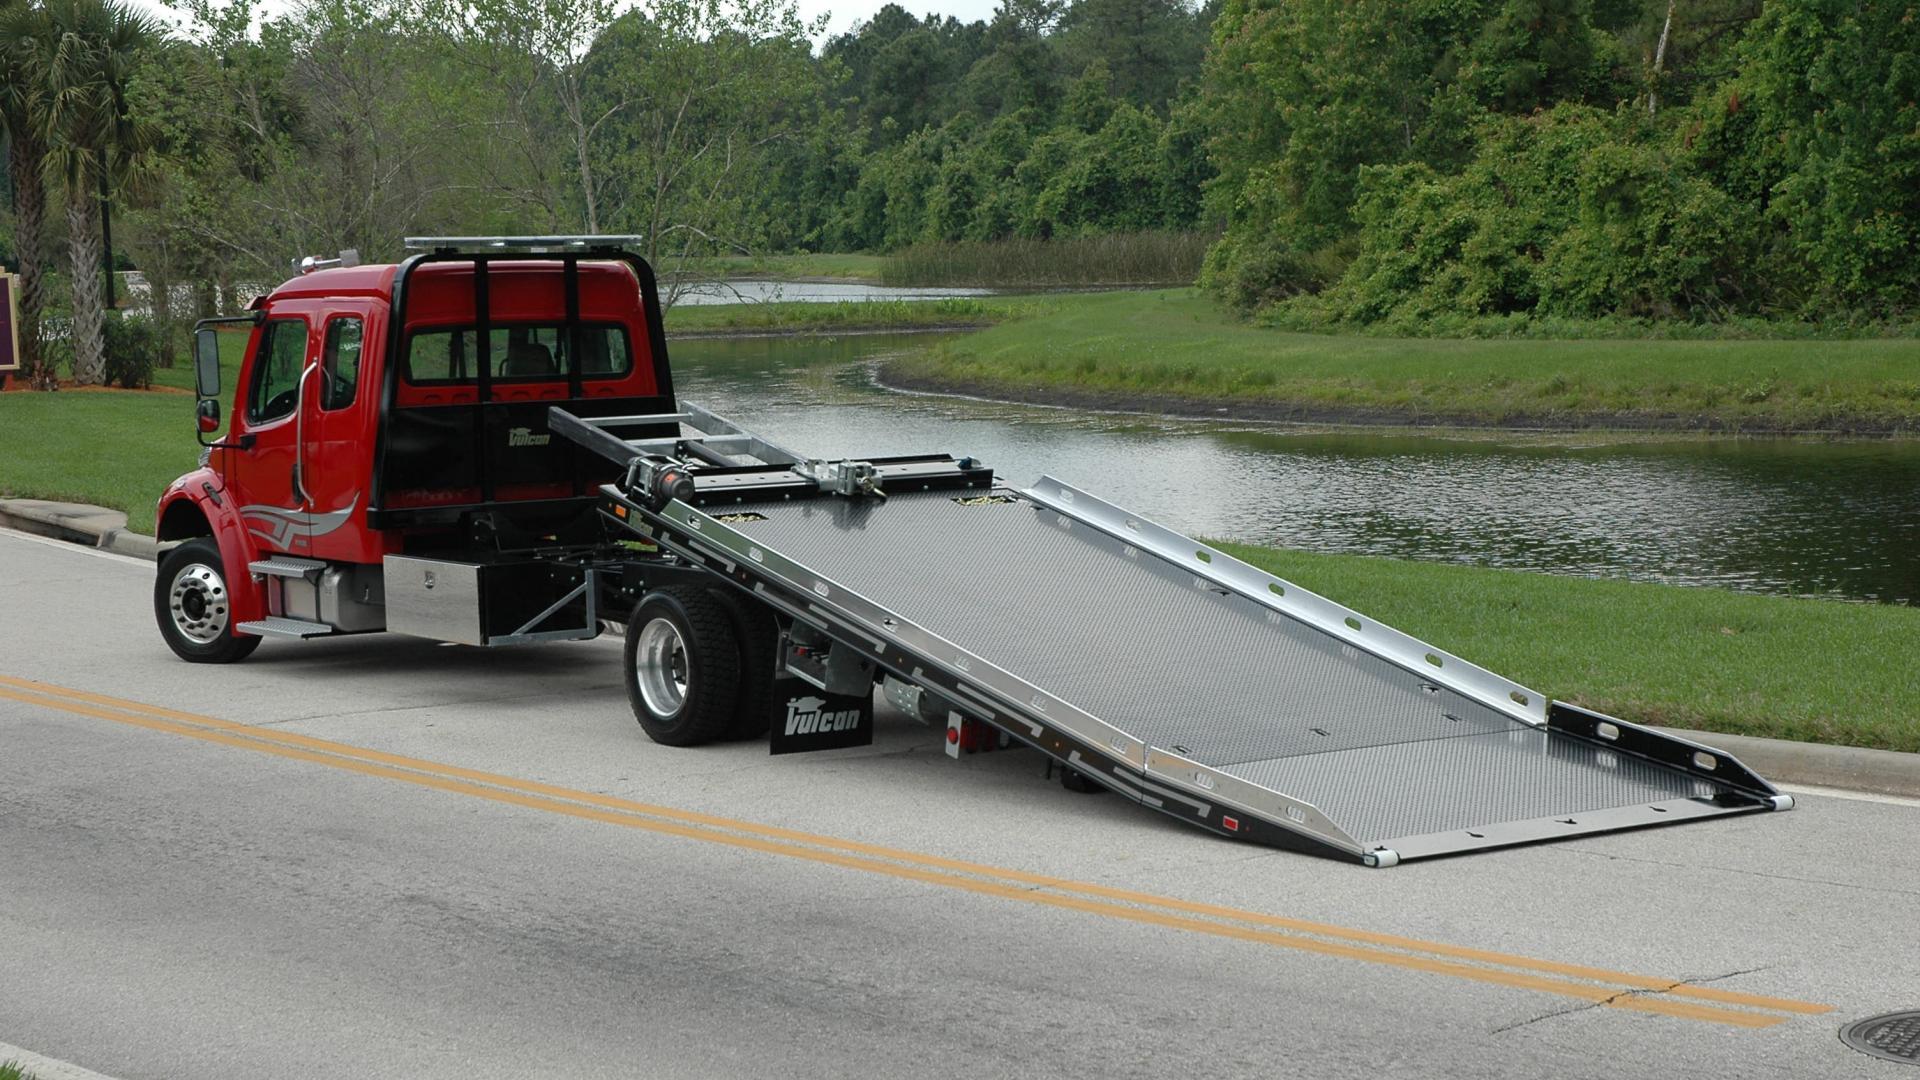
[403, 324, 632, 385]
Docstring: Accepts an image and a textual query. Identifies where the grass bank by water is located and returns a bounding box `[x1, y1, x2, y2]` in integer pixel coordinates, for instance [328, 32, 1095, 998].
[884, 289, 1920, 433]
[1218, 543, 1919, 753]
[663, 296, 1023, 336]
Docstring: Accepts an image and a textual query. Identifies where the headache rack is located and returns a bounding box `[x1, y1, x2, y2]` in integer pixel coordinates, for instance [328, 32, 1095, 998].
[553, 403, 1792, 866]
[366, 236, 677, 530]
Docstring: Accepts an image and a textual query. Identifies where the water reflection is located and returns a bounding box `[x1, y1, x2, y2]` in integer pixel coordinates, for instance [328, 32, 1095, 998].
[670, 333, 1920, 604]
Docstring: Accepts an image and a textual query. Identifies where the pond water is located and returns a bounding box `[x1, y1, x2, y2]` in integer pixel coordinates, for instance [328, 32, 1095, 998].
[672, 280, 994, 305]
[682, 331, 1920, 605]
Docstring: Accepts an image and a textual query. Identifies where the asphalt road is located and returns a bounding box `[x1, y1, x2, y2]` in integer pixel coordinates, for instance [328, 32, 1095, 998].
[2, 527, 1916, 1080]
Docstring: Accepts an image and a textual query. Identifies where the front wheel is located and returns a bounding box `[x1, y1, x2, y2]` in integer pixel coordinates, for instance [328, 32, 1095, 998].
[624, 587, 741, 746]
[154, 537, 261, 664]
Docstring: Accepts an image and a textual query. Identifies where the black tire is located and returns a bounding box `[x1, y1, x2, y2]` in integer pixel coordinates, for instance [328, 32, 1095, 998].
[1060, 766, 1105, 794]
[712, 588, 780, 740]
[624, 586, 741, 747]
[154, 537, 262, 664]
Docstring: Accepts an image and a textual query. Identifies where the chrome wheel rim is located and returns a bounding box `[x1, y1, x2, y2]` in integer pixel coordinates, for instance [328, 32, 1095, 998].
[635, 616, 689, 717]
[169, 562, 230, 645]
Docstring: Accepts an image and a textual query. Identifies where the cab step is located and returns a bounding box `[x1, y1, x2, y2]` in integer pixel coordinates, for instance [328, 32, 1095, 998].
[236, 616, 333, 639]
[249, 556, 328, 579]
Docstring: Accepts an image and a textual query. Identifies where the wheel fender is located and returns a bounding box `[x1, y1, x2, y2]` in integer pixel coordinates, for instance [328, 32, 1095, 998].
[157, 470, 266, 628]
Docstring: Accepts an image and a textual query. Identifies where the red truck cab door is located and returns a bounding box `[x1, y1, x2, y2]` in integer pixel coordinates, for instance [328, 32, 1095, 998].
[299, 302, 382, 562]
[228, 307, 318, 554]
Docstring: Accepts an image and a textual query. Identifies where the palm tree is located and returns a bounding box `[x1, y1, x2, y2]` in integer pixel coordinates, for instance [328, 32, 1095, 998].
[0, 0, 54, 386]
[40, 0, 157, 385]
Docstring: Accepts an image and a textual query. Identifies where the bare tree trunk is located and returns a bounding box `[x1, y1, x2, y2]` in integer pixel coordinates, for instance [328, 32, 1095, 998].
[7, 127, 50, 385]
[1650, 0, 1676, 115]
[67, 189, 107, 386]
[152, 257, 176, 368]
[575, 129, 599, 232]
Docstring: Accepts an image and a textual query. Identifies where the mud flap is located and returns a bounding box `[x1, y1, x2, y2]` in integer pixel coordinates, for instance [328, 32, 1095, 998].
[769, 684, 874, 755]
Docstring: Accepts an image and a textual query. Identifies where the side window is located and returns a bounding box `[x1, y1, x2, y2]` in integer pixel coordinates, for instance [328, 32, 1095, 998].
[246, 318, 310, 424]
[321, 317, 364, 411]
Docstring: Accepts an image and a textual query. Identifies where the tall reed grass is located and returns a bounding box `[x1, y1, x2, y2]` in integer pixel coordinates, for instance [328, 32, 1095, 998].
[880, 231, 1214, 288]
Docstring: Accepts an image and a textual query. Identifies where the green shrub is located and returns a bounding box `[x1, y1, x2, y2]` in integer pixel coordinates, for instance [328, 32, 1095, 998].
[102, 315, 166, 390]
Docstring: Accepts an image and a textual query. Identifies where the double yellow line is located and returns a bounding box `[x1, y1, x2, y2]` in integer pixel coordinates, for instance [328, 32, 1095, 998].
[0, 673, 1832, 1029]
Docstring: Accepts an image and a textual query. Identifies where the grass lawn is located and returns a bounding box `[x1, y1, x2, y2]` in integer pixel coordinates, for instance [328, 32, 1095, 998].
[0, 389, 202, 534]
[886, 289, 1920, 431]
[1219, 542, 1920, 753]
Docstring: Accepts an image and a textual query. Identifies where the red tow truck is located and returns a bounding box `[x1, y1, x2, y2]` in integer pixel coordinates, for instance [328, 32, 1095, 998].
[156, 235, 1792, 866]
[157, 235, 899, 747]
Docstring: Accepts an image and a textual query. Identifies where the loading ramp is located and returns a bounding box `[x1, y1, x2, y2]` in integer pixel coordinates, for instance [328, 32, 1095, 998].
[557, 405, 1791, 865]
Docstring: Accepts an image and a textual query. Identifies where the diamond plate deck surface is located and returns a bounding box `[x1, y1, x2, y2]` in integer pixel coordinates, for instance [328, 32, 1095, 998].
[1220, 729, 1719, 843]
[718, 490, 1744, 842]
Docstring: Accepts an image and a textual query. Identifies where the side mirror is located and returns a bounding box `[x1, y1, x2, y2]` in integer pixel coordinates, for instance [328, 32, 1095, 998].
[196, 397, 221, 434]
[194, 328, 222, 399]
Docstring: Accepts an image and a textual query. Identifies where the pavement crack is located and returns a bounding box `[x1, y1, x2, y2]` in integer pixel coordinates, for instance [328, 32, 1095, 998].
[1489, 967, 1765, 1036]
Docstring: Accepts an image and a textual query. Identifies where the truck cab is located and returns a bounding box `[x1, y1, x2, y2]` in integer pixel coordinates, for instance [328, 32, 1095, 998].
[154, 236, 677, 661]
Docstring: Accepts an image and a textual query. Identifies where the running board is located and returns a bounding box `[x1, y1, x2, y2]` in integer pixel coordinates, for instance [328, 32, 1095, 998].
[249, 556, 327, 579]
[237, 616, 333, 639]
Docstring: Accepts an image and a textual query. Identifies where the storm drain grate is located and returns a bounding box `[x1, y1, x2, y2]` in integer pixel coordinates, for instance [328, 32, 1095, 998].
[1841, 1011, 1920, 1065]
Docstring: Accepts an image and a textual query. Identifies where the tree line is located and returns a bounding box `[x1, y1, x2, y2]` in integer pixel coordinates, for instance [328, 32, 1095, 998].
[1, 0, 1220, 385]
[3, 0, 1916, 388]
[1201, 0, 1920, 325]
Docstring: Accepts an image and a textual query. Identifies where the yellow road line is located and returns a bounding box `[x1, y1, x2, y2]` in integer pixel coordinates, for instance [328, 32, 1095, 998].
[0, 675, 1831, 1026]
[0, 675, 1825, 1016]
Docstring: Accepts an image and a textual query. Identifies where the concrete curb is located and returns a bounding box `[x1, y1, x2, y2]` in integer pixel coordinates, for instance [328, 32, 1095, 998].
[0, 498, 161, 561]
[4, 496, 1917, 798]
[1650, 726, 1920, 800]
[0, 1039, 126, 1080]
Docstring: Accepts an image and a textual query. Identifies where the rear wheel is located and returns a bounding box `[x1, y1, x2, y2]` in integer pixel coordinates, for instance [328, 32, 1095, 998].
[713, 588, 780, 740]
[154, 537, 261, 664]
[624, 586, 740, 746]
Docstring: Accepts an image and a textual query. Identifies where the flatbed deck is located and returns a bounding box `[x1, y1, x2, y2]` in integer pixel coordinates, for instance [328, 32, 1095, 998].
[609, 448, 1787, 864]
